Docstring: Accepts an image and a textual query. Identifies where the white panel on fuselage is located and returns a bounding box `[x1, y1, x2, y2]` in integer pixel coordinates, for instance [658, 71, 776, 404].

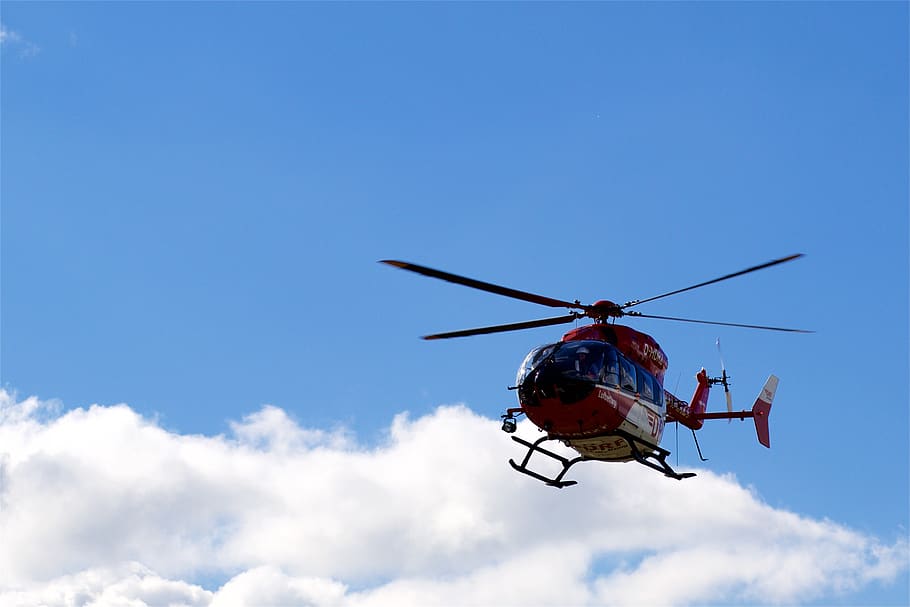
[567, 392, 665, 462]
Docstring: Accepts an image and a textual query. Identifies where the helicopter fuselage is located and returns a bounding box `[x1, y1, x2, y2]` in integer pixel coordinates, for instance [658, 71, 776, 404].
[515, 324, 696, 463]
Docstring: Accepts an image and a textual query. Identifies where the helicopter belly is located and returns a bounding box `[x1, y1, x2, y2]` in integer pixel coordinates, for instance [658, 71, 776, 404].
[567, 434, 637, 461]
[566, 400, 665, 462]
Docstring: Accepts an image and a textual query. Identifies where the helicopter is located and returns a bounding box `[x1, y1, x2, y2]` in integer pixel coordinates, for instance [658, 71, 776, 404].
[381, 255, 810, 487]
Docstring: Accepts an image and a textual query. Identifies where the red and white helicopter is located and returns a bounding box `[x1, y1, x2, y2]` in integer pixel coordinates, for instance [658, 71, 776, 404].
[382, 255, 810, 487]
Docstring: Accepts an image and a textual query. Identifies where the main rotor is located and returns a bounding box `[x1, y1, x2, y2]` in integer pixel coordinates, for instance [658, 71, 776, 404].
[380, 254, 811, 340]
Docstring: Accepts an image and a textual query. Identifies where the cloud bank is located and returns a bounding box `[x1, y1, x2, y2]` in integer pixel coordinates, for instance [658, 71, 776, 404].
[0, 390, 906, 606]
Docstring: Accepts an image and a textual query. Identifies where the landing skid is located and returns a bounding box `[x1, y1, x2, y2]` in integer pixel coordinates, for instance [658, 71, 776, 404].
[509, 435, 585, 488]
[614, 428, 697, 481]
[508, 429, 695, 488]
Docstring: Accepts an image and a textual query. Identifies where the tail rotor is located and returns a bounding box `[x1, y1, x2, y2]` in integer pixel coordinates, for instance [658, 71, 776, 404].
[715, 338, 733, 418]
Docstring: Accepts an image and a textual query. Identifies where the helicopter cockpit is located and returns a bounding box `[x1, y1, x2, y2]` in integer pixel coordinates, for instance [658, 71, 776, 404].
[517, 340, 663, 407]
[517, 340, 616, 385]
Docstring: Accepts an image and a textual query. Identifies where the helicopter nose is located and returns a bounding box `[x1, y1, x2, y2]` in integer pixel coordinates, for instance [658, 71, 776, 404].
[517, 361, 558, 405]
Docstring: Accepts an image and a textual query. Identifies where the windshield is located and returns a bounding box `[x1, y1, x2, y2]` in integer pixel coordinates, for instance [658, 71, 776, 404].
[553, 340, 607, 382]
[516, 343, 557, 385]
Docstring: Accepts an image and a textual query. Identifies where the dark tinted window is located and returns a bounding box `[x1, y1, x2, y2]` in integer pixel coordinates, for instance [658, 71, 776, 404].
[555, 341, 605, 381]
[516, 343, 557, 385]
[638, 370, 654, 401]
[619, 357, 637, 392]
[603, 347, 619, 387]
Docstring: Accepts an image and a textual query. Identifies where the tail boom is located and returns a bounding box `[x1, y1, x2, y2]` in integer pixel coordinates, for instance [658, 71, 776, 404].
[665, 369, 711, 430]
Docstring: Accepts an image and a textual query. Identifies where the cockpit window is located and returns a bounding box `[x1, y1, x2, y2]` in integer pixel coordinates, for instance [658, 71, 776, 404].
[579, 347, 603, 381]
[603, 347, 619, 387]
[553, 341, 607, 382]
[516, 343, 557, 385]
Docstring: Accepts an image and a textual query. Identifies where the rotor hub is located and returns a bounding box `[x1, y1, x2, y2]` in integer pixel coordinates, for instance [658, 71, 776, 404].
[589, 300, 623, 320]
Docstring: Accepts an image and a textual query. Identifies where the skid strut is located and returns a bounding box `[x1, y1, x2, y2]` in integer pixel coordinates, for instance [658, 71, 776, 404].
[507, 429, 695, 488]
[613, 428, 697, 480]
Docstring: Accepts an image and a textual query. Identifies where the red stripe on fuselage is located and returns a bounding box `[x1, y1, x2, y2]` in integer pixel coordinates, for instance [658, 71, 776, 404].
[524, 384, 636, 439]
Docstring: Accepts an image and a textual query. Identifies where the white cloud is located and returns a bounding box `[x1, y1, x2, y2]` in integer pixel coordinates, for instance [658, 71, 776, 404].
[0, 389, 906, 606]
[211, 567, 346, 607]
[0, 24, 21, 45]
[1, 563, 212, 607]
[0, 23, 40, 58]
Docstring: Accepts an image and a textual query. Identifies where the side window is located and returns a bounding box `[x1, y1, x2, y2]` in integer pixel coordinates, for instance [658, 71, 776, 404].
[619, 357, 637, 392]
[603, 347, 619, 387]
[579, 344, 604, 381]
[638, 370, 654, 402]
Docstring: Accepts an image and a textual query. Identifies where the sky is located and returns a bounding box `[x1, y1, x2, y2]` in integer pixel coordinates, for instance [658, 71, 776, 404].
[1, 2, 908, 606]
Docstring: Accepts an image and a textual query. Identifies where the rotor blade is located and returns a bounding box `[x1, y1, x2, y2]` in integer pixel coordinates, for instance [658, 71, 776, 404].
[380, 260, 585, 311]
[716, 339, 733, 416]
[422, 314, 580, 340]
[622, 253, 805, 309]
[627, 312, 813, 333]
[716, 338, 726, 372]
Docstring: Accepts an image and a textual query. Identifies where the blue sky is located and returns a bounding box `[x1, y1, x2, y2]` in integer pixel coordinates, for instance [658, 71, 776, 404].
[2, 2, 908, 605]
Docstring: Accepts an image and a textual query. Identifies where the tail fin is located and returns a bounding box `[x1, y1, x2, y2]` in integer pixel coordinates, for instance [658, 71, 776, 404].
[687, 369, 711, 430]
[752, 375, 778, 448]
